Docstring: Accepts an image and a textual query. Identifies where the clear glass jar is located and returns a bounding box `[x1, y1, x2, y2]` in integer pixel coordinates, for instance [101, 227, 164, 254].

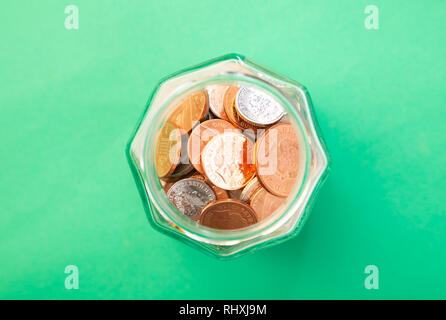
[127, 53, 329, 259]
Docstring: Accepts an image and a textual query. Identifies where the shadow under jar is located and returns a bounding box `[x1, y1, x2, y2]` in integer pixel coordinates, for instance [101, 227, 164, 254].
[127, 53, 329, 259]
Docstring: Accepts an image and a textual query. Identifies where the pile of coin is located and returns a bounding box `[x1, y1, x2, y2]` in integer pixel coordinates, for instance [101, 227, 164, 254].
[155, 84, 301, 230]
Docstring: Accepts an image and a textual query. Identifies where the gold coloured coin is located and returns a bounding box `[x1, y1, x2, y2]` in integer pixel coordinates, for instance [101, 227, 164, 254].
[155, 121, 182, 178]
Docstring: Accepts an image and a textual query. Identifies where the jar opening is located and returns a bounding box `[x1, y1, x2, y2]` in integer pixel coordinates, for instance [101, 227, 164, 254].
[143, 73, 312, 245]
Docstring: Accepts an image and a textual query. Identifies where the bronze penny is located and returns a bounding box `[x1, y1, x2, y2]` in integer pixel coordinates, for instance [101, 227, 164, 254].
[206, 84, 230, 121]
[255, 123, 300, 197]
[155, 121, 182, 178]
[201, 131, 256, 191]
[167, 91, 208, 132]
[250, 187, 285, 221]
[223, 85, 258, 132]
[189, 173, 229, 200]
[187, 119, 238, 174]
[199, 199, 258, 230]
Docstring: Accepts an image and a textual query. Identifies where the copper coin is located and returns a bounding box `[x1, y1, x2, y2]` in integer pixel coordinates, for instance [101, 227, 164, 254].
[189, 173, 229, 200]
[201, 131, 256, 190]
[199, 199, 258, 230]
[223, 85, 258, 132]
[155, 121, 182, 178]
[239, 176, 262, 202]
[167, 178, 216, 221]
[206, 84, 230, 121]
[250, 187, 285, 221]
[255, 123, 300, 197]
[187, 119, 238, 174]
[167, 91, 208, 132]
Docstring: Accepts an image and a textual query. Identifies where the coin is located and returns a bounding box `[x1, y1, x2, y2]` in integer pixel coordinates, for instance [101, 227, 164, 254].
[199, 199, 258, 230]
[187, 119, 238, 174]
[189, 173, 229, 200]
[167, 91, 208, 132]
[255, 123, 300, 197]
[167, 178, 216, 221]
[235, 87, 285, 126]
[250, 187, 285, 221]
[206, 84, 230, 121]
[223, 85, 258, 132]
[201, 131, 256, 190]
[155, 121, 182, 178]
[239, 176, 261, 202]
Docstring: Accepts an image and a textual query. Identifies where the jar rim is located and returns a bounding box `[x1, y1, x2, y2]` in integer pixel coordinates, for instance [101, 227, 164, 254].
[142, 72, 313, 245]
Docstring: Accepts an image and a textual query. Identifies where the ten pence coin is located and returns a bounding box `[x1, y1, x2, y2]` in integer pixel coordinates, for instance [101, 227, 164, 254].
[167, 178, 216, 221]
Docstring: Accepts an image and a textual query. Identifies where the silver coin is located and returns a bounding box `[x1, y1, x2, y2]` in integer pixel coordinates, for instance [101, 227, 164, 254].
[235, 87, 285, 126]
[167, 178, 216, 220]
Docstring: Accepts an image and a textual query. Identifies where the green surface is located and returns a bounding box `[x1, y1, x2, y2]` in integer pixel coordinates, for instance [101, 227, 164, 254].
[1, 0, 445, 299]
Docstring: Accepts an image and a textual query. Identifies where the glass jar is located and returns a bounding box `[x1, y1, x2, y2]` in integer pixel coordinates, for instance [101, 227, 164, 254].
[127, 53, 329, 259]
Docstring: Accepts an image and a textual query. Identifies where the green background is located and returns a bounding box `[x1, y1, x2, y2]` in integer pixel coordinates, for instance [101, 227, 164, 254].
[1, 0, 445, 299]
